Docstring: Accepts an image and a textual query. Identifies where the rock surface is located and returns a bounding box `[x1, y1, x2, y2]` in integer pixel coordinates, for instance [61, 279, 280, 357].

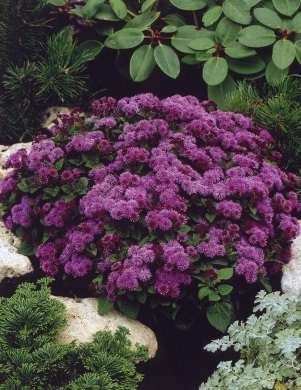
[281, 222, 301, 297]
[53, 296, 158, 358]
[0, 143, 32, 180]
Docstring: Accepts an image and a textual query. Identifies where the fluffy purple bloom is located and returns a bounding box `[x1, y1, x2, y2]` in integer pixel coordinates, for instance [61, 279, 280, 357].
[11, 196, 32, 228]
[216, 200, 242, 219]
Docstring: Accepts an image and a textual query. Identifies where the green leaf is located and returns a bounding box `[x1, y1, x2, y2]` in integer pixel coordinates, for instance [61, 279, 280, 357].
[124, 11, 160, 30]
[265, 60, 288, 85]
[43, 187, 60, 198]
[154, 45, 180, 78]
[208, 74, 236, 109]
[216, 17, 242, 46]
[105, 28, 144, 49]
[172, 26, 214, 54]
[162, 13, 186, 27]
[244, 0, 261, 5]
[205, 212, 217, 222]
[80, 0, 105, 19]
[136, 290, 147, 304]
[130, 45, 156, 81]
[195, 50, 213, 62]
[292, 12, 301, 32]
[225, 42, 256, 58]
[189, 38, 214, 51]
[170, 0, 207, 11]
[218, 284, 233, 295]
[141, 0, 156, 12]
[161, 25, 178, 33]
[217, 267, 233, 280]
[202, 6, 223, 27]
[238, 25, 276, 47]
[98, 296, 114, 315]
[18, 241, 37, 256]
[117, 299, 140, 319]
[208, 292, 221, 301]
[198, 286, 210, 300]
[227, 56, 266, 74]
[74, 40, 103, 62]
[203, 57, 228, 86]
[177, 225, 191, 233]
[254, 8, 282, 29]
[55, 158, 64, 170]
[46, 0, 65, 5]
[272, 39, 296, 69]
[74, 177, 88, 195]
[94, 4, 120, 21]
[222, 0, 252, 25]
[295, 39, 301, 64]
[272, 0, 300, 17]
[109, 0, 127, 19]
[259, 276, 272, 293]
[206, 302, 232, 332]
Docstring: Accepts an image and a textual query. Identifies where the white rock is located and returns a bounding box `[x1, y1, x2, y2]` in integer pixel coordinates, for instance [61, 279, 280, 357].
[0, 142, 32, 180]
[0, 220, 33, 281]
[41, 106, 71, 129]
[281, 221, 301, 297]
[53, 296, 158, 358]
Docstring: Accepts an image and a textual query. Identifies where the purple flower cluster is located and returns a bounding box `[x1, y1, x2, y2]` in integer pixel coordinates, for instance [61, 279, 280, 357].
[1, 94, 300, 312]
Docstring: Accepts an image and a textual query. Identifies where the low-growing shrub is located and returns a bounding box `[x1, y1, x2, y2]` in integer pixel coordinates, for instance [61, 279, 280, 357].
[0, 93, 300, 331]
[0, 278, 147, 389]
[200, 290, 301, 390]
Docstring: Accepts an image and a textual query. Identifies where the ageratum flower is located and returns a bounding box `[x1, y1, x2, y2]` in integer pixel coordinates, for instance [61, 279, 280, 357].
[1, 94, 300, 322]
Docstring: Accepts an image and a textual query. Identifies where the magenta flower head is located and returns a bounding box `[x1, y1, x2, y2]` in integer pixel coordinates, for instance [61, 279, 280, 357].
[1, 92, 300, 328]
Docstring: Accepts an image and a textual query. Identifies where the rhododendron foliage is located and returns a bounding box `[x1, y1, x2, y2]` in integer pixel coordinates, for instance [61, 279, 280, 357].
[1, 94, 300, 331]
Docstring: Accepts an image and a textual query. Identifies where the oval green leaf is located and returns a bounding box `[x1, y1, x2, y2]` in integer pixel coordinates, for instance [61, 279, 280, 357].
[141, 0, 156, 12]
[222, 0, 252, 25]
[203, 57, 228, 86]
[202, 6, 223, 27]
[130, 45, 156, 81]
[238, 25, 276, 47]
[272, 39, 296, 69]
[272, 0, 300, 17]
[124, 11, 160, 30]
[225, 42, 256, 58]
[170, 0, 207, 11]
[218, 284, 233, 296]
[293, 12, 301, 32]
[98, 296, 114, 315]
[227, 55, 266, 74]
[265, 60, 288, 85]
[162, 13, 186, 27]
[295, 39, 301, 64]
[80, 0, 105, 19]
[189, 38, 214, 51]
[198, 286, 210, 300]
[105, 28, 144, 49]
[154, 45, 180, 78]
[181, 54, 199, 65]
[206, 302, 232, 332]
[254, 7, 282, 29]
[217, 267, 234, 280]
[208, 74, 236, 109]
[117, 299, 140, 319]
[216, 17, 242, 46]
[94, 4, 120, 21]
[109, 0, 127, 19]
[196, 50, 213, 62]
[74, 40, 103, 62]
[172, 26, 215, 54]
[161, 25, 178, 33]
[245, 0, 261, 5]
[46, 0, 66, 5]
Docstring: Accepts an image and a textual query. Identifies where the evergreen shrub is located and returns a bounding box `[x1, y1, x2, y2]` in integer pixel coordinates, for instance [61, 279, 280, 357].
[0, 278, 147, 389]
[0, 93, 300, 331]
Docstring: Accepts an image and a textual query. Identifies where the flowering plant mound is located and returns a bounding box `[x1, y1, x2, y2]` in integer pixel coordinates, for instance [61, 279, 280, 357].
[1, 94, 300, 331]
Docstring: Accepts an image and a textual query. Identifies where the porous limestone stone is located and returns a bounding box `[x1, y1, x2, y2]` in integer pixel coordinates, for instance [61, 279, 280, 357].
[281, 221, 301, 297]
[0, 220, 33, 281]
[53, 296, 158, 358]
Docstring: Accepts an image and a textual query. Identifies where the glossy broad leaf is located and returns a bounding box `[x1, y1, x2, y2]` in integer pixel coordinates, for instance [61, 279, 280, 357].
[265, 60, 288, 85]
[295, 39, 301, 64]
[98, 296, 114, 315]
[161, 25, 178, 33]
[105, 28, 144, 49]
[225, 42, 256, 58]
[227, 55, 266, 74]
[203, 57, 228, 86]
[189, 38, 214, 51]
[117, 299, 140, 319]
[272, 39, 296, 69]
[154, 45, 180, 78]
[172, 26, 215, 54]
[80, 0, 105, 19]
[238, 25, 276, 47]
[130, 45, 156, 81]
[216, 17, 242, 46]
[124, 11, 160, 30]
[74, 40, 103, 63]
[207, 74, 236, 109]
[94, 4, 120, 21]
[109, 0, 127, 19]
[46, 0, 65, 5]
[254, 8, 282, 29]
[272, 0, 300, 17]
[141, 0, 157, 12]
[202, 6, 223, 27]
[170, 0, 207, 11]
[161, 13, 186, 27]
[222, 0, 252, 25]
[292, 12, 301, 32]
[206, 302, 232, 332]
[244, 0, 261, 5]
